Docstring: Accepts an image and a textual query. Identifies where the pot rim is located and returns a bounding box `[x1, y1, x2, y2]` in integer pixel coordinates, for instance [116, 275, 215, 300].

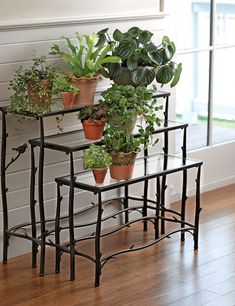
[72, 74, 102, 81]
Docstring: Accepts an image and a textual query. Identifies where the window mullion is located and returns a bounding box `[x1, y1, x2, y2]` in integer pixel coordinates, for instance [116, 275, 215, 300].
[207, 0, 216, 146]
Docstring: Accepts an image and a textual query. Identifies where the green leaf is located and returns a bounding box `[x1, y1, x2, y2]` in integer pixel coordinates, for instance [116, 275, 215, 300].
[95, 33, 106, 47]
[101, 56, 121, 64]
[107, 63, 122, 79]
[162, 35, 170, 45]
[97, 28, 109, 35]
[170, 63, 182, 87]
[148, 51, 163, 65]
[139, 30, 153, 45]
[127, 57, 138, 71]
[132, 67, 155, 85]
[145, 42, 158, 53]
[156, 65, 174, 85]
[127, 27, 141, 38]
[86, 59, 95, 70]
[113, 29, 123, 41]
[116, 39, 135, 59]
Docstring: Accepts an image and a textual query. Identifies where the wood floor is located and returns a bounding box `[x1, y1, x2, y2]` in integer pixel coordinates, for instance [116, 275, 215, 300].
[1, 184, 235, 306]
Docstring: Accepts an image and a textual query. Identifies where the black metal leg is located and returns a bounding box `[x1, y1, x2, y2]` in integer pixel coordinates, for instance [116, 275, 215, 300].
[123, 186, 129, 224]
[155, 177, 160, 239]
[181, 170, 187, 242]
[143, 180, 149, 232]
[30, 144, 37, 268]
[55, 182, 62, 273]
[160, 175, 167, 235]
[1, 112, 9, 264]
[194, 165, 201, 250]
[68, 153, 75, 281]
[38, 117, 46, 276]
[95, 193, 103, 287]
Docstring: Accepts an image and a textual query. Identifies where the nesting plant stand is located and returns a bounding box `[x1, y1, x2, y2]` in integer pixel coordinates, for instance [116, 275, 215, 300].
[0, 91, 203, 287]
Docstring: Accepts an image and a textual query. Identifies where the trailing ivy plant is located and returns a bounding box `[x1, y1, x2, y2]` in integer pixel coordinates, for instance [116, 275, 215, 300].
[97, 27, 182, 86]
[8, 56, 56, 115]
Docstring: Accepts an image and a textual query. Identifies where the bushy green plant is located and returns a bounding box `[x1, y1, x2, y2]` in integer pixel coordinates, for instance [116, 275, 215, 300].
[52, 73, 79, 94]
[78, 104, 106, 121]
[83, 144, 112, 169]
[103, 128, 142, 154]
[50, 32, 121, 78]
[97, 27, 182, 86]
[8, 56, 56, 114]
[100, 84, 162, 141]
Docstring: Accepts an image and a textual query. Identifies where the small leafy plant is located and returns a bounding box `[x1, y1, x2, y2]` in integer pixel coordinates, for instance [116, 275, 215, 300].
[83, 144, 112, 169]
[50, 32, 121, 78]
[103, 128, 142, 154]
[97, 27, 182, 86]
[52, 73, 79, 94]
[78, 104, 106, 122]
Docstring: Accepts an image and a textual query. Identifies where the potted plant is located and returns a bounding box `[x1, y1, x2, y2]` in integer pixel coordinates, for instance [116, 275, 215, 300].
[50, 32, 121, 106]
[9, 56, 56, 114]
[100, 84, 162, 134]
[78, 104, 107, 140]
[103, 128, 143, 180]
[52, 73, 79, 109]
[97, 27, 182, 87]
[83, 144, 112, 184]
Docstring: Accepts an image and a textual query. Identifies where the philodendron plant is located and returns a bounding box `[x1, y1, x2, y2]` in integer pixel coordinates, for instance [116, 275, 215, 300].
[97, 27, 182, 87]
[50, 32, 121, 79]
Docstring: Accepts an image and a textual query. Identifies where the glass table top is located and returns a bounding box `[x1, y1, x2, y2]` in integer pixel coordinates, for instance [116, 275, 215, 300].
[57, 154, 202, 192]
[29, 120, 188, 152]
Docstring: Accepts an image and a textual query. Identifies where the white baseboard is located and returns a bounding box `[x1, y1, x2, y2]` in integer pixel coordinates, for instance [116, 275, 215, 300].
[170, 175, 235, 203]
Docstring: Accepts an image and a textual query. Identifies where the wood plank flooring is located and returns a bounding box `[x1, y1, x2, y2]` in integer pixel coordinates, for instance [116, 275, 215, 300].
[1, 184, 235, 306]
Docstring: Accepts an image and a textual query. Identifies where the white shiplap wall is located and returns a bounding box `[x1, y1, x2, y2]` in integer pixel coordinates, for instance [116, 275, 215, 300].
[0, 13, 166, 260]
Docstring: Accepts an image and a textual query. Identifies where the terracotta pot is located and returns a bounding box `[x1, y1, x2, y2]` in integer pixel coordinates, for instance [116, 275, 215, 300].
[27, 79, 52, 108]
[60, 92, 76, 109]
[92, 168, 107, 184]
[109, 151, 139, 180]
[82, 119, 105, 140]
[72, 75, 100, 107]
[110, 164, 135, 180]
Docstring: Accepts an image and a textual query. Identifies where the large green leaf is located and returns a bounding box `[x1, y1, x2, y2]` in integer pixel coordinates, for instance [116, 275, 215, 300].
[139, 30, 153, 45]
[156, 65, 174, 85]
[162, 35, 170, 45]
[145, 42, 158, 53]
[107, 63, 122, 79]
[170, 63, 182, 87]
[127, 57, 138, 71]
[116, 39, 135, 59]
[113, 29, 123, 41]
[132, 67, 155, 85]
[127, 27, 141, 38]
[148, 51, 162, 65]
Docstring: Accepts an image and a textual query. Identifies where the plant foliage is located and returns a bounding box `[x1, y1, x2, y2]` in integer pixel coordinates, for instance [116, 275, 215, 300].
[83, 144, 112, 169]
[50, 32, 121, 78]
[97, 27, 182, 86]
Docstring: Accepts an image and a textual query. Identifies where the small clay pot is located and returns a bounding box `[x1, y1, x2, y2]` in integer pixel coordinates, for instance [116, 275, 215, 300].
[60, 92, 76, 109]
[92, 168, 107, 184]
[82, 119, 105, 140]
